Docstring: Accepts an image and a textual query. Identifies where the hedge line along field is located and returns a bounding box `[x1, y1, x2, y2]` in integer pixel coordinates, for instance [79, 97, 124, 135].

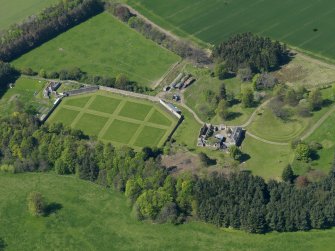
[1, 172, 335, 251]
[47, 91, 177, 148]
[126, 0, 335, 61]
[0, 0, 58, 30]
[13, 13, 180, 87]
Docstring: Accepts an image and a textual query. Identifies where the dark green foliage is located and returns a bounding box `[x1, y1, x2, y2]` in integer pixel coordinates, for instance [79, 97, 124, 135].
[0, 238, 5, 251]
[27, 191, 45, 216]
[2, 113, 335, 234]
[214, 33, 289, 73]
[241, 87, 254, 108]
[198, 152, 214, 167]
[219, 83, 227, 100]
[194, 173, 269, 233]
[295, 143, 312, 162]
[214, 63, 229, 80]
[229, 145, 242, 161]
[282, 165, 294, 183]
[0, 0, 104, 62]
[0, 61, 20, 90]
[308, 88, 323, 111]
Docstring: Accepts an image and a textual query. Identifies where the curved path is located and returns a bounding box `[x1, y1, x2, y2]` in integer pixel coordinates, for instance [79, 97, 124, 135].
[29, 75, 334, 146]
[301, 104, 335, 141]
[180, 92, 335, 145]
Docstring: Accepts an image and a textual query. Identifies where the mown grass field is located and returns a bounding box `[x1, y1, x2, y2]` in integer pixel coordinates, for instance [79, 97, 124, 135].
[127, 0, 335, 61]
[13, 13, 180, 87]
[0, 0, 57, 30]
[1, 172, 335, 251]
[305, 111, 335, 173]
[0, 76, 52, 117]
[47, 91, 177, 148]
[247, 88, 335, 143]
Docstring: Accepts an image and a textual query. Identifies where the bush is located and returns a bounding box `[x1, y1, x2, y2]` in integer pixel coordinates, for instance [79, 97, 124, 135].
[21, 67, 37, 76]
[0, 164, 15, 173]
[156, 202, 178, 224]
[27, 192, 45, 216]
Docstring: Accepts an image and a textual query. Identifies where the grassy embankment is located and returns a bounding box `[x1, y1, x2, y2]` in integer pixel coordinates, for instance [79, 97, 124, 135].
[0, 172, 334, 251]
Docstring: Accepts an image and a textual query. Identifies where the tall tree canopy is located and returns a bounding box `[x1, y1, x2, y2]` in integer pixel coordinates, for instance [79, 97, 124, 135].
[214, 33, 289, 73]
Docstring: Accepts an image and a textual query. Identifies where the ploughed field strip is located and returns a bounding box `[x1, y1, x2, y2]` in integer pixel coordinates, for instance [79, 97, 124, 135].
[127, 0, 335, 60]
[48, 91, 177, 148]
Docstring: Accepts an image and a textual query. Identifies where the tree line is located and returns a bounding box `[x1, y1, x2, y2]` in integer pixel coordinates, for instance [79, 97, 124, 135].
[0, 0, 104, 62]
[106, 3, 211, 64]
[1, 112, 335, 233]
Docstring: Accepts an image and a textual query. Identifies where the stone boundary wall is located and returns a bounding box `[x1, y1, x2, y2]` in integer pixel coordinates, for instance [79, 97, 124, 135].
[64, 86, 99, 96]
[99, 86, 159, 102]
[40, 97, 63, 123]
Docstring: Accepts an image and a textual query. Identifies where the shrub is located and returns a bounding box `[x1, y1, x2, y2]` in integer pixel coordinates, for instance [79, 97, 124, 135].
[27, 192, 45, 216]
[0, 164, 15, 173]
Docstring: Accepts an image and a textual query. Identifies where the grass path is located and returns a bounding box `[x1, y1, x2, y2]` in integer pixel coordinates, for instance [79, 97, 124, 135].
[301, 104, 335, 140]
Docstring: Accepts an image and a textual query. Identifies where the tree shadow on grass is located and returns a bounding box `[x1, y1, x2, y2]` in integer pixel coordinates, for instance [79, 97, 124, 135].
[239, 153, 251, 163]
[44, 202, 62, 216]
[0, 238, 6, 251]
[322, 99, 333, 108]
[226, 112, 242, 121]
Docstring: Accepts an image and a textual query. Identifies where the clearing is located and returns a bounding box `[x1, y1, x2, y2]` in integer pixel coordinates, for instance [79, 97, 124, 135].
[13, 13, 180, 88]
[47, 90, 178, 148]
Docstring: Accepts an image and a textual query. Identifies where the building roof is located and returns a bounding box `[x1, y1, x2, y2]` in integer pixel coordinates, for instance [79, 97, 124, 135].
[167, 103, 181, 113]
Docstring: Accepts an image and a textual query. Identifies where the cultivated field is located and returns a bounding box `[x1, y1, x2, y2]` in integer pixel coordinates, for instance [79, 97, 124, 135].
[0, 77, 52, 117]
[0, 0, 57, 30]
[1, 172, 335, 251]
[127, 0, 335, 61]
[13, 13, 180, 87]
[48, 91, 177, 148]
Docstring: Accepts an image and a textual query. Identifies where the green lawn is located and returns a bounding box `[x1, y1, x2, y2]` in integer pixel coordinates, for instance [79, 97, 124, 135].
[74, 113, 109, 137]
[0, 77, 52, 117]
[63, 96, 92, 108]
[127, 0, 335, 62]
[247, 89, 335, 143]
[49, 108, 80, 127]
[103, 119, 140, 144]
[47, 91, 177, 148]
[0, 0, 58, 30]
[148, 110, 172, 126]
[88, 95, 121, 114]
[305, 111, 335, 173]
[247, 108, 308, 143]
[118, 101, 152, 121]
[13, 13, 180, 87]
[1, 172, 335, 251]
[241, 136, 293, 180]
[134, 126, 167, 147]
